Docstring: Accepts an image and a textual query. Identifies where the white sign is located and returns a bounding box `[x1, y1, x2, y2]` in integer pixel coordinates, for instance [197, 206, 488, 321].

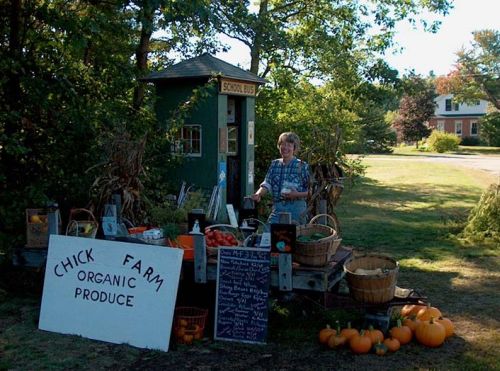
[39, 235, 183, 351]
[248, 121, 255, 145]
[226, 204, 238, 228]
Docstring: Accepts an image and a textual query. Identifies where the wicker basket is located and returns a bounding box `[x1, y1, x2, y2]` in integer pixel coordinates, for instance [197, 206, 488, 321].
[66, 208, 98, 239]
[174, 307, 208, 344]
[294, 214, 341, 267]
[344, 254, 399, 304]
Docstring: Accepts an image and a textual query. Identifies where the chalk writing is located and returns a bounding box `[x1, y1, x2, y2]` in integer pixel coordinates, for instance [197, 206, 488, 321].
[214, 248, 270, 344]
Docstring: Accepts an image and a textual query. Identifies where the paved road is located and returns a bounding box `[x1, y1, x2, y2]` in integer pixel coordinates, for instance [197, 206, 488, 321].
[369, 153, 500, 178]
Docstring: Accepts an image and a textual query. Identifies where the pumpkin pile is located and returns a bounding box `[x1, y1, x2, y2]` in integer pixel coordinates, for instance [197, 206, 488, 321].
[174, 318, 204, 345]
[318, 303, 454, 355]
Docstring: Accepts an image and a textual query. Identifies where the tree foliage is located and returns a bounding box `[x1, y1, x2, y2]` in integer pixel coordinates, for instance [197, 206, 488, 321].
[393, 76, 435, 144]
[1, 0, 453, 254]
[435, 30, 499, 110]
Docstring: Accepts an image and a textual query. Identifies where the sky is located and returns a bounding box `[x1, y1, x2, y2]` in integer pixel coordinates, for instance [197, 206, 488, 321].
[215, 0, 500, 77]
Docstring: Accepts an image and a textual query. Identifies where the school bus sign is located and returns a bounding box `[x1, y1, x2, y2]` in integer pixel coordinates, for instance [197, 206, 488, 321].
[219, 78, 257, 96]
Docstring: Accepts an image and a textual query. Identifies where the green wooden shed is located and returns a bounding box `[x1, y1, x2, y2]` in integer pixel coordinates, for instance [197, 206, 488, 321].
[143, 53, 267, 219]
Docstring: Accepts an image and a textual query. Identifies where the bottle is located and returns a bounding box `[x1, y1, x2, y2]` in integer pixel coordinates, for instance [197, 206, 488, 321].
[192, 219, 200, 234]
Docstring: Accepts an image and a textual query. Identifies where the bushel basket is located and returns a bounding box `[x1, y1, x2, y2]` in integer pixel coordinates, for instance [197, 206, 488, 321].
[294, 214, 341, 267]
[344, 254, 399, 304]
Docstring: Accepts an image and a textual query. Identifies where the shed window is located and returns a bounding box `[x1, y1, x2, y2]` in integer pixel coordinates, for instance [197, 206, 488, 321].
[227, 126, 238, 155]
[173, 125, 202, 156]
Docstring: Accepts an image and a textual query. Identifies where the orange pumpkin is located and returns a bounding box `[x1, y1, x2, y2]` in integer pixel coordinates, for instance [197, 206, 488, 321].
[383, 337, 401, 352]
[389, 319, 413, 345]
[182, 333, 194, 344]
[350, 330, 372, 354]
[415, 317, 446, 347]
[327, 332, 347, 349]
[403, 317, 420, 333]
[416, 304, 442, 321]
[436, 317, 454, 338]
[366, 325, 384, 344]
[340, 322, 359, 344]
[401, 304, 425, 317]
[319, 324, 336, 344]
[327, 322, 347, 349]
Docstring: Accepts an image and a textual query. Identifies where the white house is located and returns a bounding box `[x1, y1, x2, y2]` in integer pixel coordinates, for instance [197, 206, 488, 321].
[427, 94, 488, 139]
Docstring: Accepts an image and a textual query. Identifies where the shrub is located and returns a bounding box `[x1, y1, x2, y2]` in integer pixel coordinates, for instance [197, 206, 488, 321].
[427, 131, 461, 153]
[480, 112, 500, 147]
[460, 136, 481, 146]
[462, 183, 500, 243]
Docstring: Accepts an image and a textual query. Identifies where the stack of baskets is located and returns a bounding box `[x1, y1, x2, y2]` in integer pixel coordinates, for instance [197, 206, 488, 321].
[294, 214, 342, 267]
[343, 254, 399, 304]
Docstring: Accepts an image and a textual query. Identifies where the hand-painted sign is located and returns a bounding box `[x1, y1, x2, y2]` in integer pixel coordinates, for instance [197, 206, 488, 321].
[39, 235, 183, 351]
[220, 78, 257, 96]
[214, 247, 270, 344]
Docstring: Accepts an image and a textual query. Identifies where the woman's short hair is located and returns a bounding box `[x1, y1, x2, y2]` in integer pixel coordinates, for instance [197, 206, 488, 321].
[277, 132, 300, 152]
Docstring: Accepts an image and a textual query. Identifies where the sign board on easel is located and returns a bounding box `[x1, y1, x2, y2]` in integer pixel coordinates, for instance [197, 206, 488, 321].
[214, 247, 270, 344]
[39, 235, 183, 351]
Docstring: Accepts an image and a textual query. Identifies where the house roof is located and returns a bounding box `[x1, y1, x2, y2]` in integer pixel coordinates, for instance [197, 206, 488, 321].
[142, 53, 267, 85]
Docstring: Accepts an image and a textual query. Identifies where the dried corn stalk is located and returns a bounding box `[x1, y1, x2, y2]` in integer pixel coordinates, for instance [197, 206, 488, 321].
[89, 133, 147, 225]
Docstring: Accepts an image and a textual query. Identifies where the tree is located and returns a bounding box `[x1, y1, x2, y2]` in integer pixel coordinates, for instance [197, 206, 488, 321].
[435, 30, 499, 110]
[393, 76, 435, 145]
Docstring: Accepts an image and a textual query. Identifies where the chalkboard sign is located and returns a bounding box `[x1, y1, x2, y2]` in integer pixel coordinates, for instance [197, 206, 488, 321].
[214, 247, 270, 344]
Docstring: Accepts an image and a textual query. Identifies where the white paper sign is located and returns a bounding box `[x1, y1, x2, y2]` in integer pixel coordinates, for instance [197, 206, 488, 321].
[248, 121, 255, 145]
[226, 204, 238, 227]
[39, 235, 183, 351]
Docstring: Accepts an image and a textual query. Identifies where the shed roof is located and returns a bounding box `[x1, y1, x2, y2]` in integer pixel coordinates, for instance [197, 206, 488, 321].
[142, 53, 267, 84]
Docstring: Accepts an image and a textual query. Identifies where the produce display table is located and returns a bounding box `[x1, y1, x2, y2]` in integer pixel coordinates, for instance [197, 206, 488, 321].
[188, 231, 352, 293]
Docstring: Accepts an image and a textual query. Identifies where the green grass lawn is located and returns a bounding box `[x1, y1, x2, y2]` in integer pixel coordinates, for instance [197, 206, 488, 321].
[393, 144, 500, 156]
[335, 156, 499, 369]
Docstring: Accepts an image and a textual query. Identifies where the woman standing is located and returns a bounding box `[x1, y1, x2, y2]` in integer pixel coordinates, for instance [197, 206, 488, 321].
[252, 132, 310, 225]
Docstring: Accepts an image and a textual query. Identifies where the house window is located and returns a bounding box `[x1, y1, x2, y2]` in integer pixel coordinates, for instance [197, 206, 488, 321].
[454, 102, 459, 111]
[172, 125, 202, 156]
[437, 121, 444, 131]
[227, 126, 238, 155]
[455, 121, 462, 136]
[445, 99, 452, 111]
[471, 122, 478, 136]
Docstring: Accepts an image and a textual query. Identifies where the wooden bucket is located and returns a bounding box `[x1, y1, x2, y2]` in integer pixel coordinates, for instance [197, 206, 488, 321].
[294, 215, 341, 267]
[343, 254, 399, 304]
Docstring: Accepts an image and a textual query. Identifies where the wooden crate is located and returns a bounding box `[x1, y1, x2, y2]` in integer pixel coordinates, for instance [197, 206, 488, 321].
[26, 209, 49, 248]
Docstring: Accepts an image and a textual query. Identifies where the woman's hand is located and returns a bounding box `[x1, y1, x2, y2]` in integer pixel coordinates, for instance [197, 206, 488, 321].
[251, 193, 262, 203]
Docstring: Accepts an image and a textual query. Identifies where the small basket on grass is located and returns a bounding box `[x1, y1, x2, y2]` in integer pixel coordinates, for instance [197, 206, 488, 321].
[294, 214, 342, 267]
[174, 307, 208, 344]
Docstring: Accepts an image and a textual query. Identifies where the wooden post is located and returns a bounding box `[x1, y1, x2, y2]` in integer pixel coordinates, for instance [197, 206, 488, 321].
[192, 232, 207, 283]
[47, 203, 60, 236]
[318, 199, 327, 225]
[278, 212, 293, 291]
